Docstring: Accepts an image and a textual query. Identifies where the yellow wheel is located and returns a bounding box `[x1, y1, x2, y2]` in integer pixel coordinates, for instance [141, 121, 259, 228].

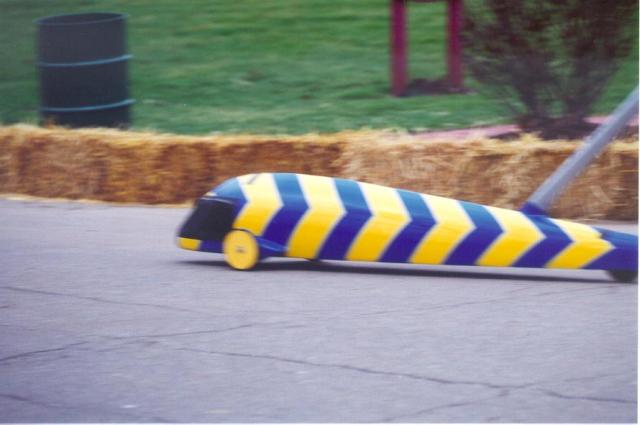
[223, 230, 260, 270]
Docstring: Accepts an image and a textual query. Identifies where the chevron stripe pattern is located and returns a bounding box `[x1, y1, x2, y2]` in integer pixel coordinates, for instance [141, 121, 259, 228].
[209, 173, 636, 271]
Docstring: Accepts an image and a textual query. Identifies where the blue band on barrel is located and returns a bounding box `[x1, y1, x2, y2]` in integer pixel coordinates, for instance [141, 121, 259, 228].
[40, 99, 135, 113]
[37, 54, 132, 68]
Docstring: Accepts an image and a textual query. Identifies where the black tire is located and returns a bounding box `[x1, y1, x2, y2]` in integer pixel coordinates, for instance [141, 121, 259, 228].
[607, 270, 638, 283]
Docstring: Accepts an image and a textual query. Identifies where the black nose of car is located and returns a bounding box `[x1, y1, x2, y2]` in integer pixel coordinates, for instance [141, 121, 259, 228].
[178, 196, 235, 242]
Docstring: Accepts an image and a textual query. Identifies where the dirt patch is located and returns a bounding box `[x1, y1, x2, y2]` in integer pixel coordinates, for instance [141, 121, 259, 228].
[402, 78, 472, 96]
[414, 116, 639, 141]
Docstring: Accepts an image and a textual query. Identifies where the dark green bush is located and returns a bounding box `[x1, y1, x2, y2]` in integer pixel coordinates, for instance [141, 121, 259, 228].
[463, 0, 638, 138]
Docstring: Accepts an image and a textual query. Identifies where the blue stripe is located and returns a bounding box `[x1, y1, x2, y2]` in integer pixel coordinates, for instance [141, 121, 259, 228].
[585, 228, 638, 271]
[213, 177, 246, 216]
[262, 173, 308, 246]
[381, 190, 435, 263]
[199, 240, 223, 253]
[513, 215, 572, 268]
[445, 201, 502, 266]
[318, 178, 371, 260]
[520, 201, 547, 216]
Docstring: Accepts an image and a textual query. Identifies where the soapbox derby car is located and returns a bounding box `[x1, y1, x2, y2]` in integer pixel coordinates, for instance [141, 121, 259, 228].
[177, 172, 638, 282]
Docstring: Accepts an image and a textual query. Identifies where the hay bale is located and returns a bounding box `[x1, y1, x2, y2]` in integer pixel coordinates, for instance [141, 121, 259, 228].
[0, 125, 349, 204]
[340, 134, 638, 219]
[552, 144, 638, 219]
[0, 124, 636, 219]
[211, 133, 349, 184]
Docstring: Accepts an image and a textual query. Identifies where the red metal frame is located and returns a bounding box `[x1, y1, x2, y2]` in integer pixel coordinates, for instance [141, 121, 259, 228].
[390, 0, 408, 96]
[390, 0, 464, 96]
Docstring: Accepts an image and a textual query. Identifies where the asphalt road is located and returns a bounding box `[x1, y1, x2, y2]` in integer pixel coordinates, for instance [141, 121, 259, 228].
[0, 198, 637, 423]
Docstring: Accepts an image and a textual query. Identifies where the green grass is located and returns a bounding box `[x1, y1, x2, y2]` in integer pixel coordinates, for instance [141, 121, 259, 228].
[1, 0, 637, 135]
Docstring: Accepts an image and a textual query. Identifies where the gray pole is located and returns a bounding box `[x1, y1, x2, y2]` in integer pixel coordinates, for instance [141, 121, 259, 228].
[521, 87, 639, 215]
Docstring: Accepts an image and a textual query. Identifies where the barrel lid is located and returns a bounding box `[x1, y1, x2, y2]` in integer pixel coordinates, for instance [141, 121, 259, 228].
[36, 12, 127, 26]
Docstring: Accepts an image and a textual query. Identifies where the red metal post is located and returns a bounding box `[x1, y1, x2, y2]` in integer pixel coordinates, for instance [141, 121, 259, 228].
[447, 0, 463, 89]
[390, 0, 407, 96]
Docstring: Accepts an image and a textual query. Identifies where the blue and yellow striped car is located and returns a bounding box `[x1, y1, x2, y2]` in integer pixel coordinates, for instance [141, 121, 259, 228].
[177, 173, 638, 282]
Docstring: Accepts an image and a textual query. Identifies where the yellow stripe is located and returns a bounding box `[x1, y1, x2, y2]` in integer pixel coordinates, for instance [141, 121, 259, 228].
[287, 174, 345, 258]
[546, 219, 613, 269]
[476, 206, 544, 267]
[233, 173, 282, 236]
[238, 174, 256, 184]
[346, 182, 409, 261]
[410, 195, 474, 264]
[178, 237, 201, 251]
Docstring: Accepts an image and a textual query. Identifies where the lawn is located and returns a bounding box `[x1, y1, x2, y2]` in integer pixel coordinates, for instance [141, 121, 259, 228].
[1, 0, 637, 135]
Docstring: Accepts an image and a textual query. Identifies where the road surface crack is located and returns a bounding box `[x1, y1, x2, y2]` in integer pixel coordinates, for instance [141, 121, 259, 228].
[176, 347, 530, 390]
[540, 389, 636, 405]
[366, 283, 632, 317]
[0, 393, 59, 409]
[0, 393, 173, 422]
[528, 285, 624, 297]
[0, 342, 87, 364]
[106, 323, 260, 339]
[0, 286, 205, 315]
[378, 390, 509, 422]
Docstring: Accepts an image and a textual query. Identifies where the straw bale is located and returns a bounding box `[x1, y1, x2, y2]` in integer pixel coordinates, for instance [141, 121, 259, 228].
[0, 125, 636, 219]
[0, 125, 349, 204]
[211, 133, 349, 184]
[551, 144, 638, 219]
[340, 134, 638, 219]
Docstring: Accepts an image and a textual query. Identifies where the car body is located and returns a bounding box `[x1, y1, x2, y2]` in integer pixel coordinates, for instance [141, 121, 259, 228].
[177, 172, 638, 281]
